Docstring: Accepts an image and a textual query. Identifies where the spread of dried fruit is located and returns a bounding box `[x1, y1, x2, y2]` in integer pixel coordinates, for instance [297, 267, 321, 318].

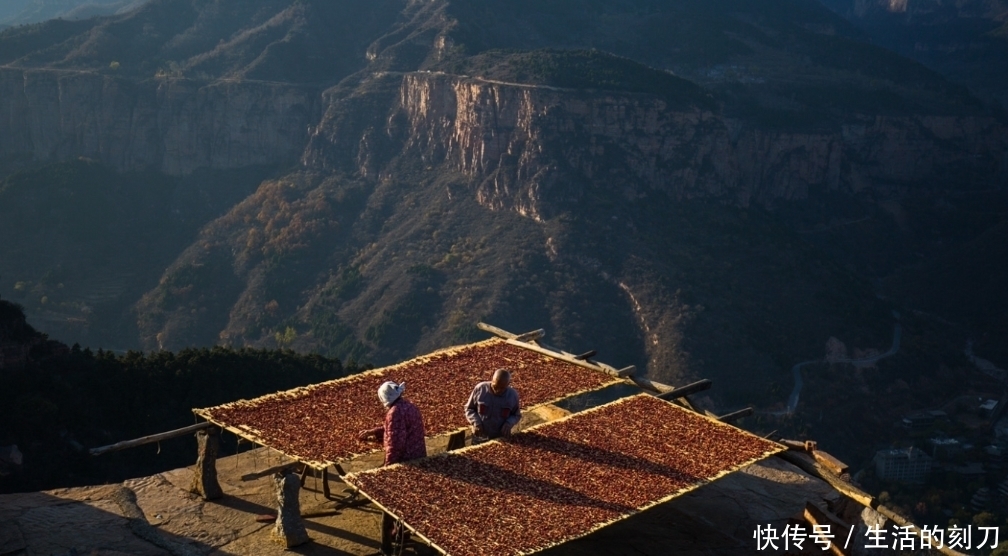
[195, 339, 621, 466]
[347, 394, 784, 556]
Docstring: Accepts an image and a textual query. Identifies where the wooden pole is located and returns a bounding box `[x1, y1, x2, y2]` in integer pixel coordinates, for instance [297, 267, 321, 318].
[505, 338, 628, 377]
[655, 379, 712, 401]
[613, 365, 636, 378]
[776, 451, 967, 556]
[803, 502, 850, 556]
[445, 430, 466, 452]
[476, 322, 544, 342]
[574, 350, 597, 361]
[813, 450, 849, 477]
[717, 407, 753, 423]
[628, 375, 676, 394]
[779, 438, 815, 452]
[514, 329, 546, 342]
[89, 422, 213, 456]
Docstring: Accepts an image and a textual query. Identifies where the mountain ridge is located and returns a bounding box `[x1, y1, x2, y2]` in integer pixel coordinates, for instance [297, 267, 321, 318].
[0, 0, 1004, 462]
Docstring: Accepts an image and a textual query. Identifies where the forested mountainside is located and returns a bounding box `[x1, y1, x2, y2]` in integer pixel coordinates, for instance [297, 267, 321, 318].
[0, 0, 1005, 469]
[0, 296, 357, 492]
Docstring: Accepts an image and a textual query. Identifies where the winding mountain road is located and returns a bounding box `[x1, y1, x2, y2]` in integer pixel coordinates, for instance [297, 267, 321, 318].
[783, 322, 902, 415]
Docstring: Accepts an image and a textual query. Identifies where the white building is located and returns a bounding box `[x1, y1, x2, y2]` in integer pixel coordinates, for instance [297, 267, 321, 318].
[875, 448, 932, 483]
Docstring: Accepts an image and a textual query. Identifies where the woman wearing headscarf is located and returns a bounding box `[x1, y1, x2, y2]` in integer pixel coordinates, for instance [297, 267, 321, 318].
[358, 381, 427, 555]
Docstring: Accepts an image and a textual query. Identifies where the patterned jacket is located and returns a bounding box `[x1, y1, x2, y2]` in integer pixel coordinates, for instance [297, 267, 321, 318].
[371, 397, 427, 465]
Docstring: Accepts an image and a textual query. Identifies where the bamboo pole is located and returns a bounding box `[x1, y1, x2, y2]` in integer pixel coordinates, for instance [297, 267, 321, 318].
[89, 422, 213, 456]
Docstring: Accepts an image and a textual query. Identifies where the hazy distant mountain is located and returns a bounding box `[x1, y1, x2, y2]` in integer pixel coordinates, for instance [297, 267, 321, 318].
[0, 1, 32, 22]
[0, 0, 148, 26]
[0, 0, 1004, 462]
[818, 0, 1008, 109]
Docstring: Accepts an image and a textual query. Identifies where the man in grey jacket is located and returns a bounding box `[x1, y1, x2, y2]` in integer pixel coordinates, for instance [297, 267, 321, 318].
[465, 368, 521, 443]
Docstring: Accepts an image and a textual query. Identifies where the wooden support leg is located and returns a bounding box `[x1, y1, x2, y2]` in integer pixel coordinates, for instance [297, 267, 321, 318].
[322, 467, 332, 500]
[270, 469, 310, 548]
[446, 430, 466, 452]
[299, 463, 311, 487]
[190, 427, 223, 500]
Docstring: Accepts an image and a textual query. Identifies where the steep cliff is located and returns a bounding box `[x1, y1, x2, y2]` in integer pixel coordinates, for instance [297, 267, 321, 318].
[1, 0, 1005, 454]
[0, 68, 317, 174]
[376, 72, 1007, 213]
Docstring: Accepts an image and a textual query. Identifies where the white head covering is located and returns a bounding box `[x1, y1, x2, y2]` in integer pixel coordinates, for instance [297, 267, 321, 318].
[377, 381, 406, 406]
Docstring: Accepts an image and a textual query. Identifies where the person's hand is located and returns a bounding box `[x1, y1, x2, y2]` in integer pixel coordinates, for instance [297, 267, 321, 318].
[500, 423, 513, 437]
[358, 429, 374, 442]
[471, 424, 481, 436]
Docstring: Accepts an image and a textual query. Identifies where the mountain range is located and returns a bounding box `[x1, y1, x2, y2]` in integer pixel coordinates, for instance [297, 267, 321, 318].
[0, 0, 149, 27]
[0, 0, 1005, 464]
[819, 0, 1008, 110]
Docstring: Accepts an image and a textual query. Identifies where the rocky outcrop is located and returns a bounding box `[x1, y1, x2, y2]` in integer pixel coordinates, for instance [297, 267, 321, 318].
[0, 68, 318, 175]
[0, 446, 879, 556]
[368, 72, 1008, 215]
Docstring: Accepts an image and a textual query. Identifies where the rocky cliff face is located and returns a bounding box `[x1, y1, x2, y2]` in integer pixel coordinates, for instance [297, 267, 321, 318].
[365, 72, 1008, 216]
[0, 68, 318, 174]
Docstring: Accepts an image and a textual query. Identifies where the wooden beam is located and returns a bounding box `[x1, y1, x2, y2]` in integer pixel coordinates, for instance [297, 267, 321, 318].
[445, 430, 466, 452]
[89, 422, 213, 456]
[778, 451, 872, 506]
[718, 407, 753, 423]
[780, 439, 806, 451]
[476, 322, 543, 342]
[514, 329, 545, 342]
[345, 487, 449, 555]
[779, 438, 817, 452]
[776, 451, 968, 556]
[813, 450, 849, 477]
[803, 502, 850, 556]
[614, 365, 636, 378]
[477, 322, 516, 339]
[505, 338, 621, 377]
[628, 376, 674, 394]
[655, 379, 712, 401]
[483, 321, 636, 381]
